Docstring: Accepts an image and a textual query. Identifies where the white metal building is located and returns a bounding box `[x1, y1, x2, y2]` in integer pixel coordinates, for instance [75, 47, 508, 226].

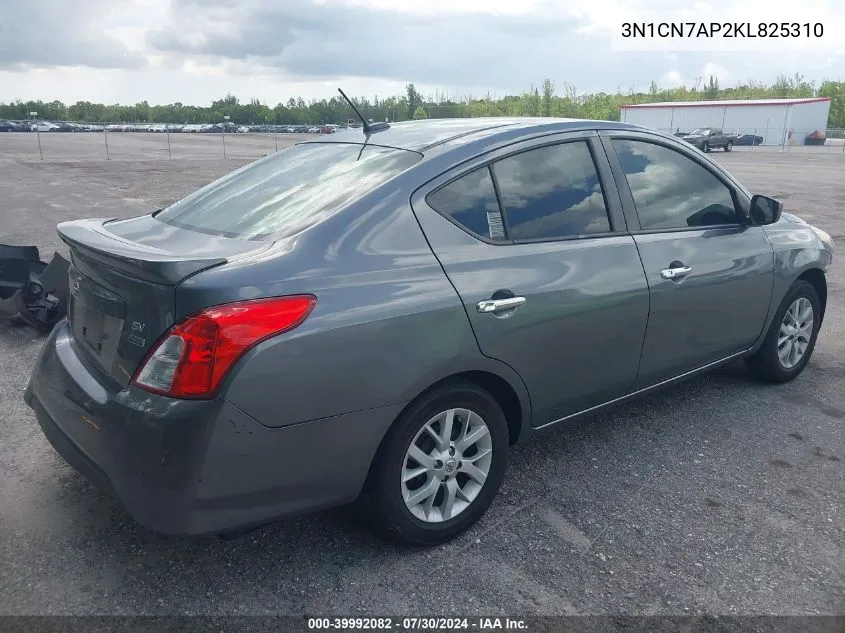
[620, 97, 832, 146]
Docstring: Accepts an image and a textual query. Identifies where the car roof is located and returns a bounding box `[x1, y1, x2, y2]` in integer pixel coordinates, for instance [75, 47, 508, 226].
[300, 117, 645, 153]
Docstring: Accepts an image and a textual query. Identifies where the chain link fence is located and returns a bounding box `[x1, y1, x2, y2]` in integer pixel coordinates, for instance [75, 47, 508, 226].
[0, 121, 324, 161]
[2, 120, 844, 161]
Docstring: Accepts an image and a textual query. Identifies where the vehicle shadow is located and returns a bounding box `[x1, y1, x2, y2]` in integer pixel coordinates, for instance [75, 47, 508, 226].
[42, 365, 754, 554]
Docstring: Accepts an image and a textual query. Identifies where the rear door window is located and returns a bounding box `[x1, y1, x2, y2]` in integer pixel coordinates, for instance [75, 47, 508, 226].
[491, 141, 612, 241]
[426, 167, 507, 241]
[155, 143, 421, 240]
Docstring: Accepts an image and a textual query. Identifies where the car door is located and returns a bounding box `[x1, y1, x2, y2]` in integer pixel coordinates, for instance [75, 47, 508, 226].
[410, 132, 650, 428]
[601, 132, 775, 388]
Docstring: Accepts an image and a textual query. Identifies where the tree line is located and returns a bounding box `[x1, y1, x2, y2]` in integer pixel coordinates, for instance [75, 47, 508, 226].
[1, 73, 843, 129]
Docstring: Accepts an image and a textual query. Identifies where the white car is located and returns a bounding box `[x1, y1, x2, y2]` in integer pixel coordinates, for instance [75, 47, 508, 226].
[30, 121, 59, 132]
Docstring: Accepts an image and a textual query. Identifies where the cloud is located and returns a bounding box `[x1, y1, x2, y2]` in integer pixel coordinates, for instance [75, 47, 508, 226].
[1, 0, 843, 105]
[661, 70, 686, 87]
[702, 62, 730, 83]
[146, 0, 669, 94]
[0, 0, 147, 70]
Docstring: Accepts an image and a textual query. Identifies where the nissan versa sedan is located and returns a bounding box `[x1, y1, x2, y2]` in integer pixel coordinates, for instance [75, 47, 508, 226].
[25, 118, 834, 545]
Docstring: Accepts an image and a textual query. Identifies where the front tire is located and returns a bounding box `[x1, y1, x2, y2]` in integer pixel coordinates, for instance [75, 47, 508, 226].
[702, 142, 711, 153]
[746, 280, 820, 383]
[365, 382, 509, 546]
[725, 141, 733, 152]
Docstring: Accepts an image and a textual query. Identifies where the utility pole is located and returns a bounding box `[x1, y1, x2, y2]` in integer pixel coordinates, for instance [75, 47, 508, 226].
[30, 111, 42, 160]
[222, 114, 230, 159]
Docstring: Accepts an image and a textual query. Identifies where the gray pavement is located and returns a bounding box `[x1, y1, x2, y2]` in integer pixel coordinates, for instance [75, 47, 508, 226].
[0, 135, 842, 616]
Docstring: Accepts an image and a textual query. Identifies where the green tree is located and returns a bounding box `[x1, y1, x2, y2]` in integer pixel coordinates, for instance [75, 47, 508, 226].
[412, 106, 428, 120]
[406, 83, 422, 119]
[704, 75, 720, 100]
[541, 78, 555, 117]
[1, 75, 842, 130]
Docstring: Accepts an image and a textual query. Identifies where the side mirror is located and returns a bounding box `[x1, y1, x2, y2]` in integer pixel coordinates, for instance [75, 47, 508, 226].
[749, 195, 783, 225]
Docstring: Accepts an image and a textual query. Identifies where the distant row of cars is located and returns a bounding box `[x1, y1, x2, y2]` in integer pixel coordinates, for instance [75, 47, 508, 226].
[0, 120, 103, 133]
[0, 120, 344, 134]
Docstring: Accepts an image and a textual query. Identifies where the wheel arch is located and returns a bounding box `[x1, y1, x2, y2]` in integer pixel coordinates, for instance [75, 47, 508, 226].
[360, 366, 530, 501]
[798, 268, 827, 324]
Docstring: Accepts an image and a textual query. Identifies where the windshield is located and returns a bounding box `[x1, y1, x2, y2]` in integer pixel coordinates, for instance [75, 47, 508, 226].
[155, 143, 422, 239]
[690, 128, 711, 135]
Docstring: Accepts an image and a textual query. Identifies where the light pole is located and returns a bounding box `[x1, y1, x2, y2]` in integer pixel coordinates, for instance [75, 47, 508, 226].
[30, 111, 42, 160]
[222, 114, 230, 159]
[269, 115, 278, 151]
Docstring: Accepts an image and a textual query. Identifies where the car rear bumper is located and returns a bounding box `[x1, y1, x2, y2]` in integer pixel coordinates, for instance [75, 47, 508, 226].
[25, 321, 401, 535]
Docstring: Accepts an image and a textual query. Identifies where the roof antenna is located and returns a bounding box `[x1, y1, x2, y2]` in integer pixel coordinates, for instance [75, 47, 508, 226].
[337, 88, 390, 135]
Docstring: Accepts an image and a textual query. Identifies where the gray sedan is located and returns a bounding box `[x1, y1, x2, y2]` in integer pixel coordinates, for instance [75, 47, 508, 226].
[25, 118, 834, 545]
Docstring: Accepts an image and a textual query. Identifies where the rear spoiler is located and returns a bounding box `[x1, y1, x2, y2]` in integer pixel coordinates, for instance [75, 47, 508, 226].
[57, 219, 227, 285]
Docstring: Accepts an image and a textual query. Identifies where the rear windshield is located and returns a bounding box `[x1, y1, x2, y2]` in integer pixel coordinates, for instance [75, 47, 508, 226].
[155, 143, 422, 239]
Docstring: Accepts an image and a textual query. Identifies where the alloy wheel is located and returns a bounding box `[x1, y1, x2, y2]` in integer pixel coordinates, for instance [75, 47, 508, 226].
[401, 408, 493, 523]
[777, 297, 814, 369]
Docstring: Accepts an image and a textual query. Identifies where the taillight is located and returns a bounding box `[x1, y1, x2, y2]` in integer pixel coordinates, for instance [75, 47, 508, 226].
[131, 295, 316, 399]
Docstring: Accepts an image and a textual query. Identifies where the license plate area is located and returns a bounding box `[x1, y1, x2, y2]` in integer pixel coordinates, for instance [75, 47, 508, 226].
[69, 267, 126, 374]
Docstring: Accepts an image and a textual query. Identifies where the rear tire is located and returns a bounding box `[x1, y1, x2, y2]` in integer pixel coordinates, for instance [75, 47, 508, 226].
[365, 382, 509, 546]
[746, 280, 820, 383]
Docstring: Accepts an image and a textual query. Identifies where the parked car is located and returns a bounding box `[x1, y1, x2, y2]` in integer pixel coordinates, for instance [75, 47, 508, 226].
[0, 120, 14, 132]
[30, 121, 59, 132]
[681, 128, 734, 152]
[26, 118, 834, 545]
[805, 130, 826, 146]
[735, 134, 764, 146]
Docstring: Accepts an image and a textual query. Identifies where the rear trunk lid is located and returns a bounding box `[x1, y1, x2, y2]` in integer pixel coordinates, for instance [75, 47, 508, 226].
[58, 215, 268, 387]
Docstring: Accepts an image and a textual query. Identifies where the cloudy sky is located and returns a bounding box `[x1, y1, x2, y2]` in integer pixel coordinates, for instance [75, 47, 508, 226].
[0, 0, 843, 106]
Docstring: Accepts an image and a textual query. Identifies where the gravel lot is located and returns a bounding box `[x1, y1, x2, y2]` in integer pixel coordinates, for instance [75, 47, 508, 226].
[0, 134, 843, 617]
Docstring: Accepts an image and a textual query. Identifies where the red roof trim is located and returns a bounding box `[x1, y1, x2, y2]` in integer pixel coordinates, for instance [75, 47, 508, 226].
[621, 97, 832, 109]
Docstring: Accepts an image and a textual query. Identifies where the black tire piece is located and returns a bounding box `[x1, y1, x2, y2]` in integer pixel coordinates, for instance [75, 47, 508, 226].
[746, 280, 821, 384]
[365, 381, 509, 546]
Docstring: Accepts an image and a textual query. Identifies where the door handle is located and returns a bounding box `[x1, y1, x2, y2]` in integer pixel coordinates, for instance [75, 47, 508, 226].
[477, 297, 527, 314]
[660, 266, 692, 280]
